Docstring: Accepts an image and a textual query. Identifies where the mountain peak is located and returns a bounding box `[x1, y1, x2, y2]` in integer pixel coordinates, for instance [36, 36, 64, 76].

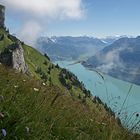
[136, 36, 140, 39]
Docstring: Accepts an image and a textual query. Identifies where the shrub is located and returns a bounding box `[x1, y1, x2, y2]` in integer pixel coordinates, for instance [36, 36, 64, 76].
[44, 53, 50, 61]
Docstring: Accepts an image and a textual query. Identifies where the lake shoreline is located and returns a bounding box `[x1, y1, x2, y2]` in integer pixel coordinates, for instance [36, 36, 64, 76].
[54, 60, 140, 131]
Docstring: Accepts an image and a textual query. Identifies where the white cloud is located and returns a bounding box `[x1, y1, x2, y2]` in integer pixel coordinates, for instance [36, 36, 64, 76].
[1, 0, 84, 19]
[96, 48, 125, 73]
[96, 63, 116, 73]
[18, 21, 42, 46]
[1, 0, 84, 46]
[103, 50, 120, 64]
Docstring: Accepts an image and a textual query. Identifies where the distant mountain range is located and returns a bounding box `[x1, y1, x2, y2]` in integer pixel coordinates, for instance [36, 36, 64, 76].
[83, 36, 140, 85]
[37, 36, 112, 61]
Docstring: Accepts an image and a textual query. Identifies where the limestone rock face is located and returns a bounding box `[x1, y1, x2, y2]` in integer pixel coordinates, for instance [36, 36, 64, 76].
[0, 5, 5, 28]
[12, 42, 28, 73]
[0, 42, 28, 73]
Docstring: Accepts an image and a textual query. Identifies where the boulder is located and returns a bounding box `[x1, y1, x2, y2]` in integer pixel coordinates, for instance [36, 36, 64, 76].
[0, 41, 28, 73]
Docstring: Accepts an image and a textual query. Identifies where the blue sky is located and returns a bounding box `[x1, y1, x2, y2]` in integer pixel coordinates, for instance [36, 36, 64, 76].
[2, 0, 140, 40]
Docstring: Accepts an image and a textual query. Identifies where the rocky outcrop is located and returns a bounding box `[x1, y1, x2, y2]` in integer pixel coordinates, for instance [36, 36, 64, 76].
[0, 41, 28, 73]
[0, 5, 5, 28]
[0, 5, 28, 73]
[12, 42, 28, 73]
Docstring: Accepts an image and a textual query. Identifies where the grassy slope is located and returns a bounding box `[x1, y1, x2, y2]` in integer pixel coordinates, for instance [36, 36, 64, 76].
[0, 27, 140, 139]
[22, 44, 88, 99]
[0, 29, 12, 52]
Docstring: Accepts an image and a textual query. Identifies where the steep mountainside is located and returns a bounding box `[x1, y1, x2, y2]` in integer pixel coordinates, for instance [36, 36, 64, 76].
[0, 5, 140, 140]
[83, 36, 140, 85]
[37, 36, 107, 61]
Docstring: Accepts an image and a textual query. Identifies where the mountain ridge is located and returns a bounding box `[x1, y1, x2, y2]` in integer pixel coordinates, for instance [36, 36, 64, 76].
[37, 36, 108, 61]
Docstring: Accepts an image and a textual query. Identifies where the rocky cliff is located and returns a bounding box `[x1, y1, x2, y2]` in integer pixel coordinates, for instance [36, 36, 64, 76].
[0, 5, 5, 27]
[0, 41, 28, 73]
[12, 42, 28, 73]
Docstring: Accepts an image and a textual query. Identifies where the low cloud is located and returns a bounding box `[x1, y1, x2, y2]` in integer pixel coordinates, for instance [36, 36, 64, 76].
[96, 48, 125, 73]
[18, 21, 42, 46]
[1, 0, 84, 45]
[95, 46, 140, 82]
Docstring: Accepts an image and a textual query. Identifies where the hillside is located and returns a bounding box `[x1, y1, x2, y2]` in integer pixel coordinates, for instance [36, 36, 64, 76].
[0, 6, 140, 139]
[83, 36, 140, 85]
[1, 61, 140, 140]
[37, 36, 106, 61]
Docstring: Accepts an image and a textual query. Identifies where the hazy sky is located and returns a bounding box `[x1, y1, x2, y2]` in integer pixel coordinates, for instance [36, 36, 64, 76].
[1, 0, 140, 45]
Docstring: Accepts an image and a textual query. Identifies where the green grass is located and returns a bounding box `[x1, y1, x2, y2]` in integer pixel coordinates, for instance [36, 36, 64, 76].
[22, 44, 85, 97]
[0, 29, 12, 52]
[0, 27, 140, 140]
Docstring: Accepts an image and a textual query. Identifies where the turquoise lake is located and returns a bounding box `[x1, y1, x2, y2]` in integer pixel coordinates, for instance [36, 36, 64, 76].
[55, 61, 140, 128]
